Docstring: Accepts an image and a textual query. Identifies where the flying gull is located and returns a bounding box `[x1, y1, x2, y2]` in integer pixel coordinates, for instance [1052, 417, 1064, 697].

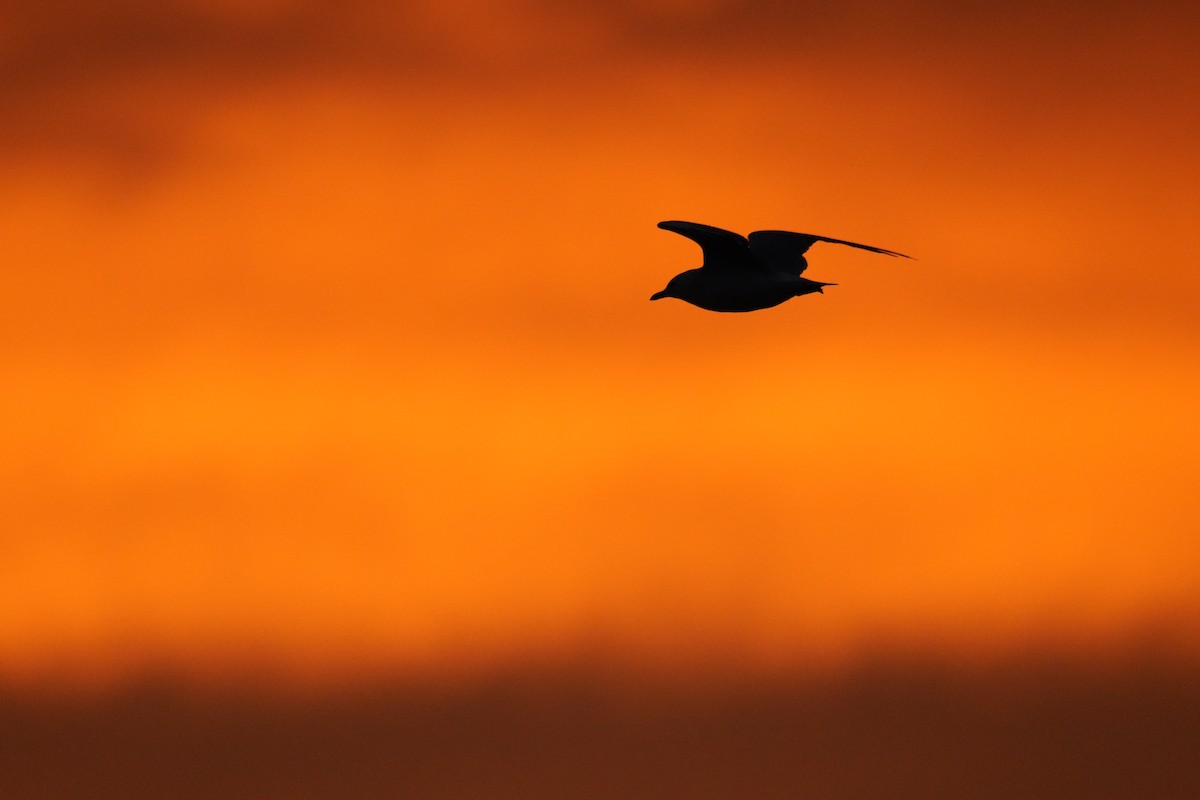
[651, 220, 911, 312]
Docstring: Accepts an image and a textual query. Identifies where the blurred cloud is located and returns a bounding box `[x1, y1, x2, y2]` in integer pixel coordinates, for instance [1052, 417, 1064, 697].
[3, 0, 1197, 165]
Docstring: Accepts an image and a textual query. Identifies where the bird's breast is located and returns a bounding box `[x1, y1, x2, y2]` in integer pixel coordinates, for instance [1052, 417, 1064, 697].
[685, 272, 801, 312]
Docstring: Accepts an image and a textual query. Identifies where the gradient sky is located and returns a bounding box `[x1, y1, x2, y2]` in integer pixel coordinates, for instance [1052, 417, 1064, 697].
[3, 0, 1200, 688]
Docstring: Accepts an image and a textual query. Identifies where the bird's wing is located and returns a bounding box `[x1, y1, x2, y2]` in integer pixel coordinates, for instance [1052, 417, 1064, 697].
[749, 230, 912, 275]
[658, 221, 755, 271]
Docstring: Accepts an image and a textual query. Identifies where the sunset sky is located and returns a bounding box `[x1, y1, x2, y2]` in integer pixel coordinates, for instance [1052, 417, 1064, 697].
[3, 0, 1200, 692]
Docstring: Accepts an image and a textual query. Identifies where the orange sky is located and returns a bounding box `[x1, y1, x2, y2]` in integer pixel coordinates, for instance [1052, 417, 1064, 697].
[3, 0, 1200, 688]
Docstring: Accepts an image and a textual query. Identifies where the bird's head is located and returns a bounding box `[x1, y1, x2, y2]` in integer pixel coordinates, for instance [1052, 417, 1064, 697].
[650, 271, 694, 302]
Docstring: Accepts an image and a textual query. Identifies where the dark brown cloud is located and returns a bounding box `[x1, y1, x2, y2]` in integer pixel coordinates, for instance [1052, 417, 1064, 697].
[3, 654, 1199, 799]
[2, 0, 1196, 169]
[5, 1, 1198, 100]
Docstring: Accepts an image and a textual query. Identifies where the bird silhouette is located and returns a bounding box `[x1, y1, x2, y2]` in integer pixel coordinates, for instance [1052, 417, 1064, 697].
[651, 220, 912, 312]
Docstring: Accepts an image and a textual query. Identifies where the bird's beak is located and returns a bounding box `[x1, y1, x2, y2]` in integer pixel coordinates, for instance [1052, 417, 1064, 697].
[650, 290, 668, 301]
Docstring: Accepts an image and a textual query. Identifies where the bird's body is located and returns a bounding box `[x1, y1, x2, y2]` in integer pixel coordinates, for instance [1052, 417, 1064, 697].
[651, 220, 911, 312]
[661, 268, 829, 312]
